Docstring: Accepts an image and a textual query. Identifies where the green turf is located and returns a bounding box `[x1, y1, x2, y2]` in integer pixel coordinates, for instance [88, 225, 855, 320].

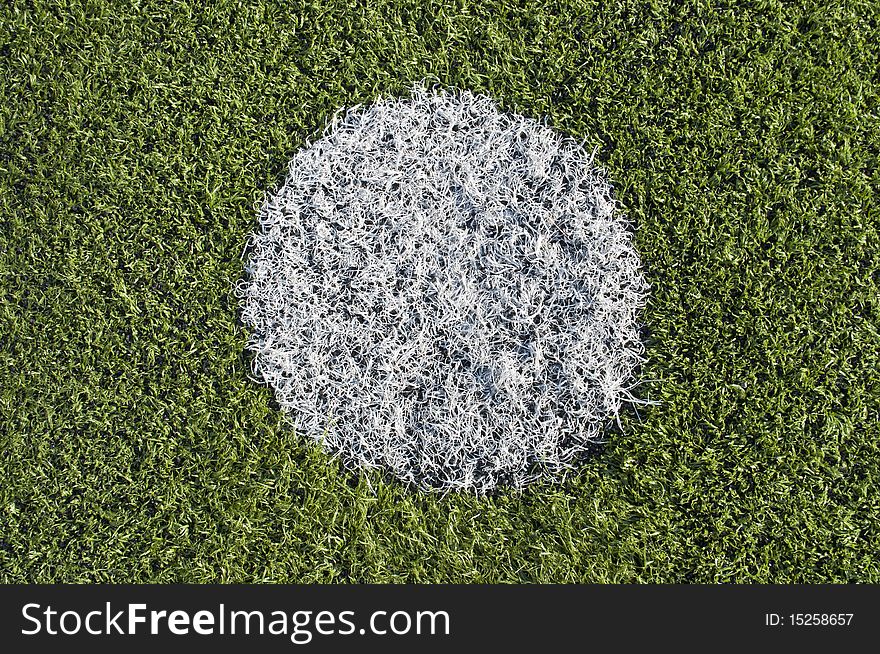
[1, 0, 878, 583]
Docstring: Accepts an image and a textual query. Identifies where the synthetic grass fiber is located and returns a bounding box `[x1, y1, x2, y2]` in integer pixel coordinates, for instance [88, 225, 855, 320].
[1, 0, 879, 581]
[239, 84, 649, 493]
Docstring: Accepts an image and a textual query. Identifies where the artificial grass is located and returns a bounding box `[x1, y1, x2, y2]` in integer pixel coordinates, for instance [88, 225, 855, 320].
[1, 0, 878, 582]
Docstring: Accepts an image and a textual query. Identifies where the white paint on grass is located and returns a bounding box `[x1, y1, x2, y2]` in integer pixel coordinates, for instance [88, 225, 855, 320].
[238, 84, 650, 492]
